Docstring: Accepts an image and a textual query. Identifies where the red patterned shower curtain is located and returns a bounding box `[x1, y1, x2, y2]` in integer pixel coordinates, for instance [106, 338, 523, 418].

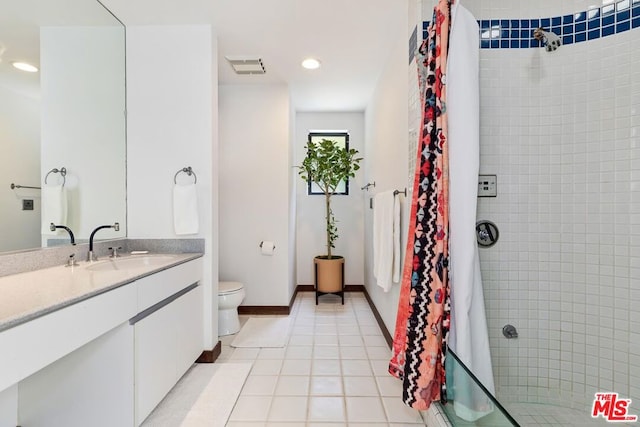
[388, 0, 452, 411]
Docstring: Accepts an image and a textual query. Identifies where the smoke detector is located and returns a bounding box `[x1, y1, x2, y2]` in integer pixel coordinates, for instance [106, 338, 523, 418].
[225, 56, 265, 75]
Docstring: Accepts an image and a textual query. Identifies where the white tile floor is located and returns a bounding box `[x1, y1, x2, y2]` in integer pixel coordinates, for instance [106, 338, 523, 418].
[502, 403, 636, 427]
[220, 291, 427, 427]
[149, 291, 618, 427]
[441, 390, 633, 427]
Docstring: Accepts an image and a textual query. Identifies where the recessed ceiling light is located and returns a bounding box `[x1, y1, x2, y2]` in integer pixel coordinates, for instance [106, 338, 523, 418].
[301, 58, 321, 70]
[12, 62, 38, 73]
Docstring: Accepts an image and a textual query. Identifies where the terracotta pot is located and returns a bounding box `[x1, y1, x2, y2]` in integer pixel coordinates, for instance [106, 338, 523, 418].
[314, 256, 344, 293]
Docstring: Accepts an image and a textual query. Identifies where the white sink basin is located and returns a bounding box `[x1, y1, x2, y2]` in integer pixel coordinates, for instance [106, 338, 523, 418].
[86, 255, 179, 272]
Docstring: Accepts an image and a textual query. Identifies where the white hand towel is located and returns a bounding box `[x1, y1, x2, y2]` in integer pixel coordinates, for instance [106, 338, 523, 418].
[392, 192, 401, 283]
[41, 184, 67, 234]
[173, 183, 199, 235]
[373, 191, 395, 292]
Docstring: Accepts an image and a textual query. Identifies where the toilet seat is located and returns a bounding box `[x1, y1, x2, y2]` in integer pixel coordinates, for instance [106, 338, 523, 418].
[219, 281, 244, 295]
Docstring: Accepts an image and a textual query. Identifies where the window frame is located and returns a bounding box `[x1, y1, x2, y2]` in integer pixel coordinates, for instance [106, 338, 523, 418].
[306, 131, 351, 196]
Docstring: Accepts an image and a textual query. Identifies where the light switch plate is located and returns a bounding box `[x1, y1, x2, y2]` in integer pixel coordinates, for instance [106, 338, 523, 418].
[478, 175, 497, 197]
[22, 199, 34, 210]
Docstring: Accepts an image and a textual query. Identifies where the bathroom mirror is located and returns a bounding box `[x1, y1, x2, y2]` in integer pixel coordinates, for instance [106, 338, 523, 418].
[0, 0, 126, 252]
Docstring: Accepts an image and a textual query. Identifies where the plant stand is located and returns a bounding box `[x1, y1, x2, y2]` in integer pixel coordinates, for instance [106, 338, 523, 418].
[314, 256, 345, 305]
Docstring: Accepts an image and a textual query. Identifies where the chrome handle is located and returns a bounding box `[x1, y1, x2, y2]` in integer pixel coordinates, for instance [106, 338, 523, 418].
[108, 246, 123, 258]
[66, 254, 78, 267]
[502, 324, 518, 339]
[476, 220, 499, 248]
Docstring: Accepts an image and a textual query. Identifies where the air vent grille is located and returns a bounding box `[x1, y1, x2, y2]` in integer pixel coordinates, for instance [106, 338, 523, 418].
[225, 56, 265, 75]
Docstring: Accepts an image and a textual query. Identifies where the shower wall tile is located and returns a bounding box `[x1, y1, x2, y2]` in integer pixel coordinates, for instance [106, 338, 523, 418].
[474, 23, 639, 411]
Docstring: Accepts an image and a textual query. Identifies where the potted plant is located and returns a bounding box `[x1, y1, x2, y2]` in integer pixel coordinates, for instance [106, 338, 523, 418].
[298, 138, 363, 303]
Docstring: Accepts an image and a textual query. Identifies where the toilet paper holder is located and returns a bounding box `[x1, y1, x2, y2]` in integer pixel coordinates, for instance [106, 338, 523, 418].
[259, 241, 276, 250]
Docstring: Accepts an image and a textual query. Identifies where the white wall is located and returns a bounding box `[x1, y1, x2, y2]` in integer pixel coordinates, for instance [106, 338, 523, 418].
[288, 99, 298, 301]
[219, 84, 292, 306]
[40, 26, 126, 242]
[126, 25, 218, 349]
[363, 4, 410, 333]
[0, 86, 40, 252]
[295, 112, 366, 286]
[0, 384, 17, 427]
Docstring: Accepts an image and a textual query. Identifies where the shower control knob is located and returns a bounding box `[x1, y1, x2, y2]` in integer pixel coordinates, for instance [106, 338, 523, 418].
[476, 220, 499, 248]
[503, 324, 518, 339]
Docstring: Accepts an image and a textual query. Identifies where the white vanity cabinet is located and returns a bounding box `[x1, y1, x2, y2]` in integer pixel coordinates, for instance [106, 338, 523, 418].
[18, 323, 135, 427]
[5, 283, 138, 427]
[133, 258, 203, 426]
[0, 255, 204, 427]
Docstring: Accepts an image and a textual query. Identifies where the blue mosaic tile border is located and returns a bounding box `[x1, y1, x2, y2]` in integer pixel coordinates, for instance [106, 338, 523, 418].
[420, 0, 640, 49]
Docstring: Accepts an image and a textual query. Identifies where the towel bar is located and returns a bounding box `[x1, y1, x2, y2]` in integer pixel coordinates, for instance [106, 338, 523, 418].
[10, 183, 41, 190]
[361, 182, 375, 191]
[369, 188, 407, 209]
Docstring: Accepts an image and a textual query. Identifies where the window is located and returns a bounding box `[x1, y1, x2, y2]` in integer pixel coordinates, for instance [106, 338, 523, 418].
[307, 131, 350, 195]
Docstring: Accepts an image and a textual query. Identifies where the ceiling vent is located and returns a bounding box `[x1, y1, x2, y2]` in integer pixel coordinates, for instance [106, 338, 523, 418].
[225, 56, 265, 75]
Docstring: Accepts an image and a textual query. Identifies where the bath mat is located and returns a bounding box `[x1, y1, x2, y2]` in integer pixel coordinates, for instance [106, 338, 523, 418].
[141, 362, 252, 427]
[231, 317, 291, 348]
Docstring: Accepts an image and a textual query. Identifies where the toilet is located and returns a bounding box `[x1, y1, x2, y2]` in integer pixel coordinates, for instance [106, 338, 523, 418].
[218, 281, 245, 336]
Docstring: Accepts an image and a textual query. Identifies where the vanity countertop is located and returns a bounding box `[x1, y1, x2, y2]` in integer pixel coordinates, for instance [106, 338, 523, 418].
[0, 253, 203, 333]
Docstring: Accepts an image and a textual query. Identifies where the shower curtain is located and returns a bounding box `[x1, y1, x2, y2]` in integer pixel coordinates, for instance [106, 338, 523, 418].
[388, 0, 452, 411]
[389, 0, 495, 415]
[447, 1, 496, 421]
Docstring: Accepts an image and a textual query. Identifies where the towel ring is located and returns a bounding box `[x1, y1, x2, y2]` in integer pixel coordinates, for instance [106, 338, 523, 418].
[174, 166, 197, 184]
[44, 167, 67, 186]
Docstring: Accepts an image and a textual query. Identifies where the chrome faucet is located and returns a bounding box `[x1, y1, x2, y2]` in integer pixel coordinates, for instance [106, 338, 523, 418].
[88, 222, 120, 262]
[50, 223, 76, 245]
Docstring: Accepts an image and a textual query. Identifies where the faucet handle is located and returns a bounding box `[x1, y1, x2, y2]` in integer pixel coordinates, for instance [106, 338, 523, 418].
[66, 254, 78, 267]
[108, 246, 122, 258]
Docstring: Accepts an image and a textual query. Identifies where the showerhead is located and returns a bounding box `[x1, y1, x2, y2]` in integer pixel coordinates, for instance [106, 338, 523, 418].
[533, 28, 561, 52]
